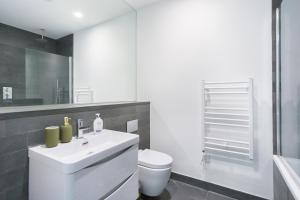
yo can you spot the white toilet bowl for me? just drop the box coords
[138,149,173,197]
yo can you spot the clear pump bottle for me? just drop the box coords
[93,113,103,133]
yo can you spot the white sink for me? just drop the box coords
[29,129,140,200]
[29,129,139,174]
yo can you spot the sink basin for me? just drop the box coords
[29,129,139,174]
[29,129,140,200]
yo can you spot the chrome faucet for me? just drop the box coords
[76,119,90,139]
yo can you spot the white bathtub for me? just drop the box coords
[273,155,300,199]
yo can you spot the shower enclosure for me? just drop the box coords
[25,49,72,105]
[276,0,300,179]
[0,44,72,107]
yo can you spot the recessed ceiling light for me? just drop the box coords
[73,12,83,18]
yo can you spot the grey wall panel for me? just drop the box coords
[0,102,150,200]
[0,44,25,102]
[0,23,73,107]
[0,23,57,54]
[56,34,73,57]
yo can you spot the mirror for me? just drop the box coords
[0,0,137,107]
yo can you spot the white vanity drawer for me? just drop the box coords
[72,144,138,200]
[105,170,138,200]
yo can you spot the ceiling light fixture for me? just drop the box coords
[73,11,83,18]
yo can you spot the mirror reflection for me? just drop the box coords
[0,0,137,107]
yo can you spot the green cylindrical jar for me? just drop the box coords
[44,126,59,148]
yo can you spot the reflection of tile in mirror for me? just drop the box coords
[3,87,13,100]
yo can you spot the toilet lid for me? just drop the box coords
[138,149,173,169]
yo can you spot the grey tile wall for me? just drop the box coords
[0,23,57,54]
[0,102,150,200]
[56,34,73,57]
[274,161,295,200]
[0,23,73,57]
[0,23,74,107]
[0,44,25,102]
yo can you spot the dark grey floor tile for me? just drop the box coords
[139,193,170,200]
[138,180,238,200]
[169,180,207,200]
[206,191,236,200]
[139,180,207,200]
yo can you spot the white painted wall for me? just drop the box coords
[137,0,273,199]
[74,12,137,103]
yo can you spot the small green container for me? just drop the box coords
[45,126,59,148]
[60,117,73,143]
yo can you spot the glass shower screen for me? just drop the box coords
[25,49,72,105]
[278,0,300,177]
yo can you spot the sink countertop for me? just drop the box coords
[29,129,139,174]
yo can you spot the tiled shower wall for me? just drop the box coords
[0,102,150,200]
[0,23,73,106]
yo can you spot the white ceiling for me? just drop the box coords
[0,0,135,39]
[0,0,163,39]
[124,0,163,9]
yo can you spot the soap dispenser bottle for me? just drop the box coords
[60,117,73,143]
[93,113,103,133]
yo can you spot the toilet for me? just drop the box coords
[138,149,173,197]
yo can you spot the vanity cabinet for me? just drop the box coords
[72,145,138,200]
[29,130,139,200]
